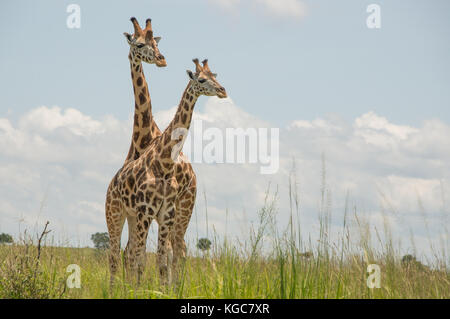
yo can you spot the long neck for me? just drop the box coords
[125,53,162,163]
[157,82,199,166]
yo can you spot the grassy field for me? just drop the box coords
[0,173,448,299]
[0,219,448,299]
[0,241,448,299]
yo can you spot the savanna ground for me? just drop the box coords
[0,168,449,299]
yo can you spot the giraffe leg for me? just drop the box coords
[124,215,138,282]
[157,206,175,286]
[135,215,152,285]
[172,185,196,278]
[106,199,126,287]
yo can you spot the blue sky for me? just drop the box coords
[1,0,449,127]
[0,1,449,259]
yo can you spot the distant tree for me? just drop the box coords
[91,232,109,250]
[197,238,212,251]
[0,233,13,244]
[401,254,416,265]
[401,254,426,270]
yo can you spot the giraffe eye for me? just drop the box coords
[198,78,207,84]
[136,43,145,49]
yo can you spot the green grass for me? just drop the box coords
[0,162,448,299]
[0,231,448,299]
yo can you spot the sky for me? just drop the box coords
[0,0,449,262]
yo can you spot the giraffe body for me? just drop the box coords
[106,58,226,284]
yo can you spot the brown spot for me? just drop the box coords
[181,113,187,124]
[140,133,150,149]
[127,175,135,188]
[137,77,143,86]
[134,113,139,126]
[163,133,170,144]
[139,93,146,104]
[133,132,140,142]
[131,194,136,207]
[161,147,171,158]
[182,201,191,209]
[138,206,146,214]
[184,102,190,111]
[142,110,150,128]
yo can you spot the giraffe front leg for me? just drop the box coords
[135,214,152,285]
[172,187,196,279]
[157,206,175,286]
[124,215,139,283]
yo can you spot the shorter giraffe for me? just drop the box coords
[107,59,226,285]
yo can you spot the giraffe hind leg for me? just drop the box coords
[106,201,126,288]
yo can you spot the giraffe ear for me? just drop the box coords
[154,36,161,44]
[187,70,197,81]
[124,32,133,44]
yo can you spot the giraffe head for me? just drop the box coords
[124,17,167,67]
[187,59,227,98]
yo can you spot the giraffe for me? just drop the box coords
[111,17,199,282]
[105,17,166,284]
[106,59,226,285]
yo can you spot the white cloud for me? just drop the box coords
[255,0,307,19]
[0,102,449,257]
[19,106,104,137]
[208,0,307,20]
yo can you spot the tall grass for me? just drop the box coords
[0,162,448,299]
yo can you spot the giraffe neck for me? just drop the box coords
[156,82,199,168]
[125,53,161,163]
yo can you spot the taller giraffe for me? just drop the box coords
[106,17,166,283]
[117,17,198,281]
[107,59,226,285]
[123,17,165,163]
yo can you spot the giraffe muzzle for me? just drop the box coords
[217,86,227,98]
